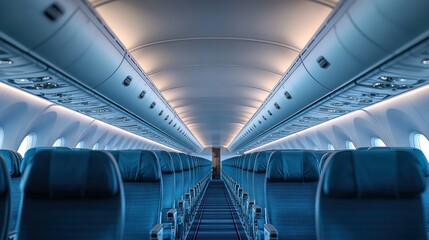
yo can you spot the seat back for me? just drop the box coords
[368,147,429,232]
[20,147,70,173]
[253,151,274,209]
[266,150,319,239]
[317,150,427,240]
[0,150,21,233]
[170,152,184,202]
[154,151,176,210]
[17,149,124,240]
[0,154,11,240]
[246,152,258,199]
[115,150,162,240]
[179,153,191,194]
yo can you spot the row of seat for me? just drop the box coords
[0,147,212,240]
[222,147,429,240]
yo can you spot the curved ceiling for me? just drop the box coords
[90,0,338,148]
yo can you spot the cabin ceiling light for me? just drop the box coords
[0,59,12,65]
[422,59,429,65]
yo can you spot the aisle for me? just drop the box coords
[186,180,248,240]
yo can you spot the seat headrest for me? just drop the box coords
[248,153,258,172]
[319,152,336,171]
[323,150,425,198]
[267,151,319,182]
[23,149,120,198]
[0,150,21,177]
[0,157,9,196]
[368,147,429,177]
[169,152,182,172]
[254,151,274,173]
[21,147,70,174]
[154,151,174,174]
[116,150,161,182]
[179,154,190,171]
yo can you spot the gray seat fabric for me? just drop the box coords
[0,155,11,240]
[114,150,162,240]
[265,150,319,240]
[317,150,427,240]
[17,149,124,240]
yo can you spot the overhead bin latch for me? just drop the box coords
[317,56,330,69]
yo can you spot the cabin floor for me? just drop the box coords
[186,180,248,240]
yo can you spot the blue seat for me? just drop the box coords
[168,152,186,239]
[367,147,429,232]
[317,150,427,240]
[0,153,11,240]
[154,150,177,240]
[265,150,319,240]
[0,150,21,235]
[114,150,163,240]
[251,150,274,239]
[20,147,70,173]
[17,149,124,240]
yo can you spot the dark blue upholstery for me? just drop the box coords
[179,153,191,195]
[154,150,176,210]
[317,150,427,240]
[0,150,21,177]
[246,152,258,199]
[20,147,70,174]
[114,150,162,240]
[253,151,273,209]
[367,147,429,232]
[0,156,11,240]
[0,150,22,233]
[266,150,319,240]
[170,152,184,202]
[17,149,124,240]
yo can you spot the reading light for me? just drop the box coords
[422,59,429,65]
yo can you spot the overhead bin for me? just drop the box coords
[232,60,329,149]
[229,0,429,153]
[0,1,203,152]
[32,10,124,88]
[0,0,77,51]
[348,0,429,54]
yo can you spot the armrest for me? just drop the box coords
[167,208,177,222]
[264,224,278,240]
[252,204,262,219]
[150,223,164,240]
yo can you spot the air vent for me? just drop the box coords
[158,110,163,116]
[44,3,64,21]
[317,56,330,69]
[150,102,156,109]
[138,90,146,99]
[122,75,132,86]
[274,102,280,109]
[284,91,292,99]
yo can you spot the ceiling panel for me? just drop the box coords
[91,0,337,148]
